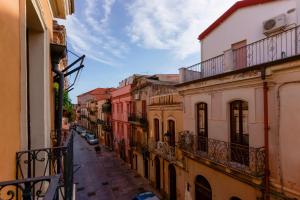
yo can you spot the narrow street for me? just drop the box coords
[73,131,159,200]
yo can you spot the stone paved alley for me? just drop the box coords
[73,131,160,200]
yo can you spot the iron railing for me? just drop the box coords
[181,25,300,83]
[128,112,147,127]
[178,131,265,177]
[0,175,60,200]
[14,132,74,200]
[148,139,175,162]
[102,122,112,132]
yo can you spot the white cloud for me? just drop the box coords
[126,0,238,59]
[64,0,128,66]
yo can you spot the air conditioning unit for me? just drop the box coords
[134,93,140,100]
[263,14,287,35]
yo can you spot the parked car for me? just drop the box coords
[132,192,160,200]
[76,126,83,133]
[86,134,99,145]
[80,130,87,138]
[84,132,94,140]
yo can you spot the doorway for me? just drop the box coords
[155,157,161,190]
[169,164,176,200]
[195,175,212,200]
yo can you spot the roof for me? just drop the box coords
[198,0,275,40]
[77,88,115,101]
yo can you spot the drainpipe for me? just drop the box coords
[262,67,270,200]
[50,44,66,174]
[52,63,64,147]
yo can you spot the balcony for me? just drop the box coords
[180,26,300,83]
[102,123,112,132]
[177,131,265,177]
[0,132,74,200]
[128,112,147,128]
[102,102,111,113]
[148,139,175,162]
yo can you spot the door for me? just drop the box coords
[232,40,247,69]
[169,165,176,200]
[144,158,148,179]
[168,120,175,147]
[230,100,249,166]
[195,175,212,200]
[155,157,161,190]
[196,103,208,152]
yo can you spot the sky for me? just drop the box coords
[62,0,239,103]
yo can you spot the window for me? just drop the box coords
[154,118,160,141]
[230,100,249,165]
[168,120,175,147]
[142,100,146,117]
[196,103,208,152]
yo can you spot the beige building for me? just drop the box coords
[177,0,300,199]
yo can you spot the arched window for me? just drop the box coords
[168,120,175,147]
[154,118,160,142]
[195,175,212,200]
[196,103,208,152]
[230,100,249,165]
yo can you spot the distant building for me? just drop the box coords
[77,88,114,137]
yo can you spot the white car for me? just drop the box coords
[80,130,86,138]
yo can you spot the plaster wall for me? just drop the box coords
[185,158,260,200]
[201,1,298,60]
[111,85,132,159]
[182,86,264,148]
[0,1,21,181]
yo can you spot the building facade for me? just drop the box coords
[125,74,180,191]
[177,0,300,199]
[77,88,113,137]
[111,77,134,162]
[148,90,184,199]
[0,0,75,198]
[0,0,73,181]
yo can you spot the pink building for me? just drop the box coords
[111,82,133,162]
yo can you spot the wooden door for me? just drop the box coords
[232,40,247,69]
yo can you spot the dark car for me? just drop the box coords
[132,192,160,200]
[86,134,99,145]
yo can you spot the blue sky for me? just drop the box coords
[62,0,238,103]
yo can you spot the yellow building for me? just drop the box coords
[148,91,185,199]
[0,0,74,194]
[128,74,179,181]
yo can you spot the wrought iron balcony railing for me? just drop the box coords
[177,131,265,177]
[0,175,60,200]
[102,123,112,132]
[180,25,300,83]
[9,132,74,200]
[128,112,147,127]
[148,139,175,162]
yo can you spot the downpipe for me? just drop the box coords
[262,67,270,200]
[52,63,64,174]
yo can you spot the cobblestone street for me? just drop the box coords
[73,131,159,200]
